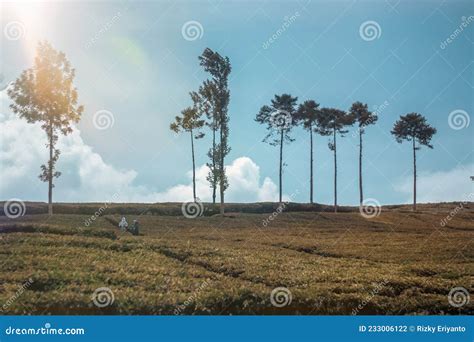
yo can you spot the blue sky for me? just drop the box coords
[1,0,473,204]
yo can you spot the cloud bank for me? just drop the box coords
[396,163,473,203]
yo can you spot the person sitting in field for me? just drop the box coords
[118,217,128,231]
[130,219,139,236]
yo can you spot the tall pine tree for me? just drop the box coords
[295,100,329,204]
[391,113,436,211]
[349,101,378,207]
[319,108,355,213]
[256,94,298,203]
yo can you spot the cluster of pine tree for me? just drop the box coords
[255,95,437,212]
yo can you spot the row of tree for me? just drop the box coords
[173,48,437,213]
[255,95,437,212]
[7,42,437,215]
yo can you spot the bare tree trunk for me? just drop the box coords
[413,137,417,211]
[310,127,313,204]
[333,128,337,213]
[279,129,284,203]
[219,125,225,215]
[359,127,363,207]
[211,126,216,204]
[48,125,53,216]
[191,129,196,202]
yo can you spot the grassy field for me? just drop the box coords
[0,202,473,315]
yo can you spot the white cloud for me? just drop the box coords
[0,92,279,203]
[396,163,474,203]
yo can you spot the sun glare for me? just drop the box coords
[5,0,56,60]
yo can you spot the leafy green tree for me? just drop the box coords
[8,41,83,216]
[295,100,329,203]
[391,113,437,211]
[256,94,298,203]
[170,94,205,202]
[199,48,231,214]
[319,108,355,212]
[349,101,378,206]
[197,80,219,204]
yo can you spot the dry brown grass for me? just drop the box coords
[0,202,472,315]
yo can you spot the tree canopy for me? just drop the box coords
[391,113,437,148]
[255,94,298,146]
